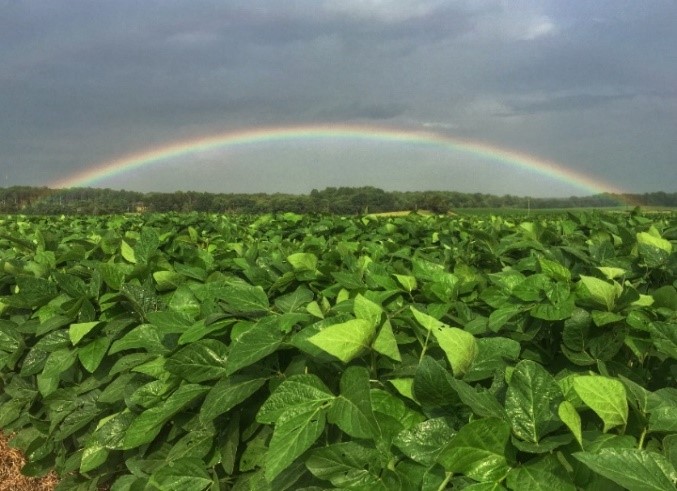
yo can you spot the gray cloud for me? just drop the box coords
[1,0,675,194]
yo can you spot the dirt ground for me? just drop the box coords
[0,432,58,491]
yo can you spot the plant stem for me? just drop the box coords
[436,472,453,491]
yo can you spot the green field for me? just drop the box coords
[1,211,676,490]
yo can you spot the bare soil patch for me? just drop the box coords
[0,431,58,491]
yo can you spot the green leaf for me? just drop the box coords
[637,232,672,267]
[148,457,212,491]
[447,377,505,419]
[165,339,228,383]
[257,374,334,424]
[577,275,620,311]
[200,375,266,423]
[306,442,385,490]
[328,366,380,439]
[413,356,458,408]
[573,375,628,432]
[134,227,160,265]
[264,405,326,482]
[538,257,571,282]
[649,321,677,359]
[505,360,563,443]
[123,384,208,449]
[78,336,110,373]
[307,318,376,363]
[574,448,677,491]
[437,418,512,482]
[274,286,314,313]
[226,319,285,375]
[652,285,677,311]
[558,400,583,448]
[353,293,382,329]
[220,284,270,315]
[68,321,101,346]
[371,319,401,362]
[506,455,575,491]
[287,252,318,271]
[120,240,136,264]
[394,417,456,465]
[411,306,477,377]
[394,274,417,292]
[153,270,184,291]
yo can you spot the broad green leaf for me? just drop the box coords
[353,293,382,328]
[165,339,228,383]
[78,336,110,373]
[200,375,266,422]
[437,418,511,482]
[505,360,563,443]
[328,366,380,439]
[447,377,505,419]
[577,275,620,311]
[264,405,326,482]
[395,274,417,292]
[153,270,184,291]
[637,232,672,267]
[307,318,376,363]
[123,384,208,449]
[37,348,77,397]
[538,257,571,282]
[558,400,583,448]
[148,457,212,491]
[637,231,672,252]
[372,319,401,362]
[98,262,126,290]
[465,336,520,382]
[120,240,136,264]
[597,267,627,280]
[257,374,334,424]
[394,417,456,465]
[306,442,385,489]
[649,405,677,432]
[573,375,628,432]
[506,455,575,491]
[574,448,677,491]
[274,286,314,313]
[389,378,416,402]
[413,356,459,408]
[652,285,677,311]
[133,227,160,265]
[226,319,285,375]
[287,252,318,271]
[411,306,477,377]
[435,327,477,378]
[648,321,677,359]
[166,430,214,462]
[68,321,101,346]
[220,284,270,315]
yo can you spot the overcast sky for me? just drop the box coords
[1,0,675,196]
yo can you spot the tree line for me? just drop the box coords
[1,185,676,215]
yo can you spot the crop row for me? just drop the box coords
[0,210,675,490]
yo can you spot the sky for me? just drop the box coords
[1,0,675,197]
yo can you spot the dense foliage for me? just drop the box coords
[2,185,677,215]
[0,210,676,490]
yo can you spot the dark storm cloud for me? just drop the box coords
[1,0,675,193]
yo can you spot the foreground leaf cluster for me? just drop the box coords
[0,210,676,490]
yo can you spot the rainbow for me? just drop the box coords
[50,123,628,196]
